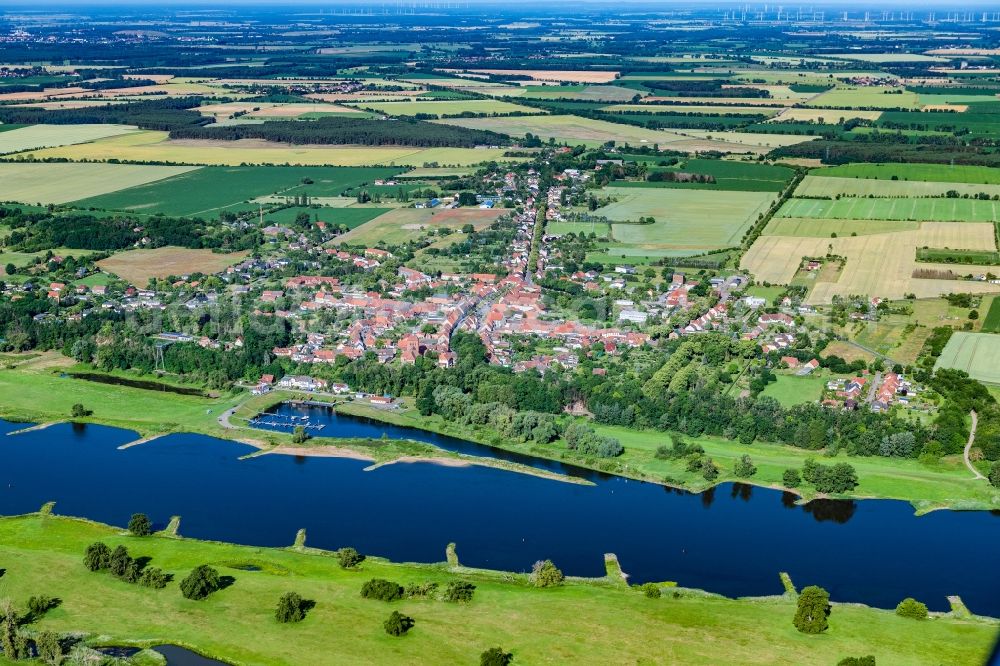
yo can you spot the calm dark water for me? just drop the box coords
[1,418,999,616]
[252,402,605,479]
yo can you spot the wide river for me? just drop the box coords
[2,409,999,616]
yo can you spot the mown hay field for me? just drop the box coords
[337,207,501,245]
[97,247,249,285]
[767,108,883,123]
[935,332,1000,384]
[434,114,813,153]
[819,162,1000,184]
[794,175,1000,199]
[0,123,139,154]
[742,221,1000,304]
[804,86,921,109]
[15,130,513,167]
[763,217,919,237]
[777,197,1000,222]
[348,99,542,116]
[0,163,199,204]
[599,187,775,253]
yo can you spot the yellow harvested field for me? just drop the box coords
[742,222,1000,304]
[459,69,619,83]
[922,104,968,112]
[768,108,883,123]
[97,247,249,286]
[0,87,89,102]
[0,163,199,204]
[14,130,513,167]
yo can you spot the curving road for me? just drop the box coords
[964,410,987,480]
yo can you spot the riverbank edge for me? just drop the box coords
[2,383,995,513]
[9,509,1000,628]
[326,399,1000,516]
[0,406,591,488]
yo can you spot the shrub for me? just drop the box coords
[531,560,564,588]
[989,461,1000,489]
[139,567,169,589]
[701,458,719,481]
[180,565,222,600]
[336,547,366,569]
[443,581,476,602]
[108,545,132,578]
[481,647,515,666]
[405,582,439,598]
[276,592,308,623]
[733,454,757,478]
[26,595,56,618]
[384,610,415,636]
[128,513,152,536]
[641,583,661,599]
[782,468,801,488]
[793,585,830,634]
[83,542,111,571]
[895,597,928,620]
[360,578,404,602]
[35,630,63,665]
[837,657,876,666]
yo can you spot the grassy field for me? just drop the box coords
[594,424,1000,512]
[935,332,1000,384]
[805,87,921,109]
[0,515,993,665]
[795,175,1000,199]
[763,217,919,237]
[768,108,883,123]
[337,207,501,246]
[604,103,780,116]
[819,162,1000,185]
[76,166,402,217]
[981,297,1000,333]
[777,197,1000,223]
[760,373,827,407]
[347,99,541,116]
[0,163,198,205]
[16,130,513,167]
[620,158,793,192]
[97,247,249,285]
[520,84,640,102]
[267,206,390,229]
[821,340,876,364]
[599,187,776,253]
[434,115,810,153]
[0,123,139,154]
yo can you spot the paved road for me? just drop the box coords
[964,410,987,480]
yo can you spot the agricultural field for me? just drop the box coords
[75,166,403,217]
[820,340,877,364]
[0,163,199,205]
[97,247,250,286]
[336,207,502,246]
[266,206,390,229]
[520,85,641,102]
[763,217,919,237]
[598,187,776,254]
[794,175,1000,199]
[777,197,1000,223]
[742,222,1000,304]
[603,103,779,116]
[0,123,139,154]
[805,86,921,109]
[819,162,1000,185]
[435,115,813,153]
[935,332,1000,384]
[768,108,883,123]
[15,130,513,167]
[346,99,541,116]
[460,69,620,83]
